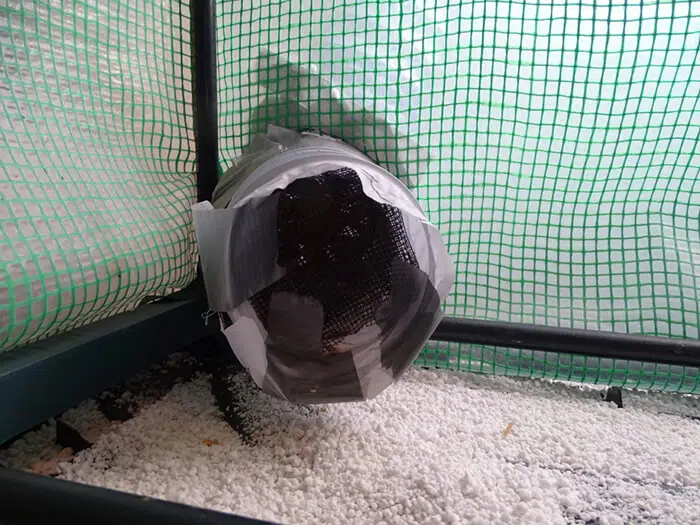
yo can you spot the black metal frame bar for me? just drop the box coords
[433,317,700,368]
[191,0,219,202]
[0,467,275,525]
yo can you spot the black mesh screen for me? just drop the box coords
[249,168,419,353]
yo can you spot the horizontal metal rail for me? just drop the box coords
[0,282,214,445]
[0,467,273,525]
[433,316,700,369]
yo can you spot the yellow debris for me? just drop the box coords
[503,423,514,438]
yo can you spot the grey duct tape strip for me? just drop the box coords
[193,126,454,402]
[193,195,284,313]
[195,129,453,313]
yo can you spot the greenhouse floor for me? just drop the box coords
[1,344,699,525]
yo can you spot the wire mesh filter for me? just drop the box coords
[249,168,419,353]
[194,125,453,402]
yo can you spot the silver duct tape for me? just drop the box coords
[193,125,454,403]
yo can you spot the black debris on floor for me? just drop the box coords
[196,336,254,444]
[2,335,252,473]
[55,420,92,454]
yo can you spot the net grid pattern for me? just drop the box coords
[217,0,700,393]
[1,0,198,351]
[2,0,699,394]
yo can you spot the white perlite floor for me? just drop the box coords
[5,368,700,524]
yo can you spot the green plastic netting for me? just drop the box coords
[0,1,198,351]
[2,1,700,393]
[216,0,700,392]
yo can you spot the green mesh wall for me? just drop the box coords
[0,1,198,352]
[2,0,699,393]
[217,0,700,392]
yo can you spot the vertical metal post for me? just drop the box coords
[191,0,219,202]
